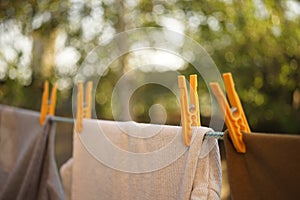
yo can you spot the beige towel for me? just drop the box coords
[0,105,64,200]
[60,158,73,200]
[224,131,300,200]
[69,119,221,200]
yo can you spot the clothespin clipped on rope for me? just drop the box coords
[40,81,57,125]
[210,73,250,153]
[76,81,93,133]
[178,74,201,146]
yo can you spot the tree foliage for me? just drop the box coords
[0,0,299,133]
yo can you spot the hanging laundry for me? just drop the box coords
[60,158,73,200]
[67,119,221,200]
[224,131,300,200]
[0,105,64,200]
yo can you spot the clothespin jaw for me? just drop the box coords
[178,74,200,146]
[76,82,84,132]
[178,76,193,146]
[84,81,93,119]
[190,75,201,126]
[210,83,246,153]
[75,81,93,133]
[223,73,250,133]
[40,81,57,125]
[210,73,250,153]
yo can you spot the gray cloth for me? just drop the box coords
[224,131,300,200]
[0,105,64,200]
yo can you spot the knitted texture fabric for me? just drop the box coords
[68,119,221,200]
[60,158,73,200]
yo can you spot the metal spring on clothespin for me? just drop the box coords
[40,81,57,125]
[76,81,93,133]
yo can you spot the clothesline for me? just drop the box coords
[50,116,74,123]
[49,116,224,139]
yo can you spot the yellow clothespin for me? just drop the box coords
[40,81,57,125]
[76,81,93,132]
[210,72,250,153]
[178,74,201,146]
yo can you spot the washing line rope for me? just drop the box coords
[49,116,224,139]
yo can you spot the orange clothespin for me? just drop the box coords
[76,81,93,132]
[178,74,201,146]
[40,81,57,125]
[210,72,250,153]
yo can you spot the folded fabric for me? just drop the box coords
[224,131,300,200]
[71,119,221,200]
[60,158,73,200]
[0,105,64,200]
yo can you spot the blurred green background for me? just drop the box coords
[1,1,299,199]
[0,0,299,133]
